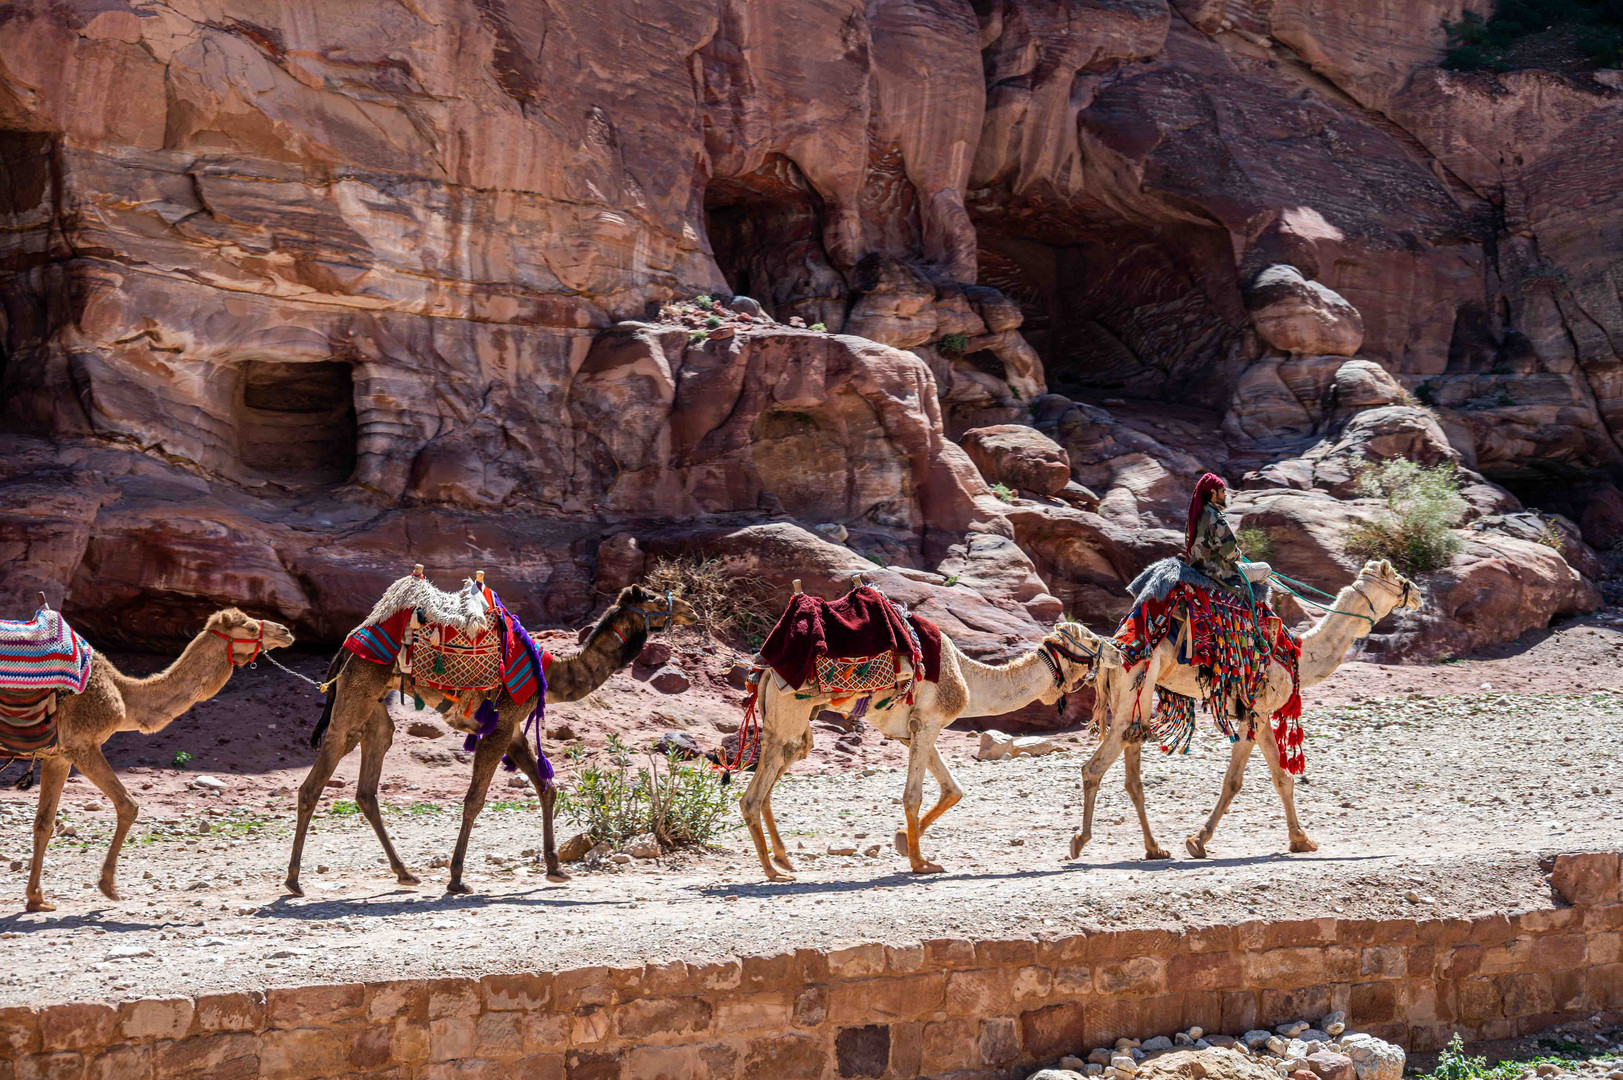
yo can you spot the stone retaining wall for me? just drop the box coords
[2,853,1619,1080]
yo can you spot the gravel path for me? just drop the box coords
[1,664,1619,1006]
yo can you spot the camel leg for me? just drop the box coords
[285,718,362,897]
[1124,742,1170,860]
[446,726,513,894]
[1186,733,1255,858]
[70,744,141,900]
[738,696,809,882]
[24,756,72,912]
[1072,727,1127,859]
[506,736,569,883]
[900,723,943,874]
[354,702,418,887]
[893,741,962,855]
[760,726,810,872]
[1256,720,1317,853]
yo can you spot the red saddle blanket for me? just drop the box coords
[760,585,941,691]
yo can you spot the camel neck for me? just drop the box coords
[956,647,1056,718]
[1297,583,1385,689]
[544,607,645,704]
[113,629,237,731]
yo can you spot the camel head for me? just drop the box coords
[1352,559,1424,627]
[204,608,295,665]
[1042,621,1122,699]
[615,584,698,631]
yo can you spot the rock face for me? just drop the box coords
[0,0,1613,662]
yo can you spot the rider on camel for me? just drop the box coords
[1185,472,1248,593]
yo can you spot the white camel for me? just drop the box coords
[741,621,1121,881]
[1072,558,1422,862]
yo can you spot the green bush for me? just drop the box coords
[937,332,970,355]
[991,482,1016,503]
[1442,1,1623,71]
[558,737,733,849]
[809,322,828,333]
[171,750,193,768]
[1345,459,1467,574]
[1237,526,1275,561]
[693,294,714,308]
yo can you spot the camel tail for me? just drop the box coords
[309,649,350,749]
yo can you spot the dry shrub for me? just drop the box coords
[643,554,775,647]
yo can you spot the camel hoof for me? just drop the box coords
[98,880,120,901]
[1145,846,1171,861]
[396,871,421,886]
[445,880,473,895]
[1290,837,1319,853]
[545,872,571,884]
[911,860,945,875]
[893,830,908,856]
[764,869,796,883]
[1069,832,1088,860]
[284,879,305,898]
[1185,836,1207,859]
[772,855,796,872]
[25,897,55,913]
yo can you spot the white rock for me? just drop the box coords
[1266,1037,1289,1056]
[625,833,661,859]
[1277,1022,1310,1038]
[1340,1034,1405,1080]
[1143,1037,1173,1052]
[1288,1040,1310,1058]
[1029,1071,1083,1080]
[1115,1039,1142,1051]
[1188,1028,1205,1040]
[1086,1067,1104,1078]
[1106,1069,1136,1080]
[1110,1055,1138,1074]
[106,946,153,959]
[190,775,227,791]
[1321,1012,1347,1037]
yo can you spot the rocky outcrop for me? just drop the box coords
[961,425,1073,497]
[1246,266,1365,358]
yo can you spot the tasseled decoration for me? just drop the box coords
[1152,690,1197,754]
[494,594,551,785]
[464,697,500,754]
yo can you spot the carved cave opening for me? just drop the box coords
[234,360,357,488]
[704,155,843,324]
[973,211,1248,409]
[0,130,60,430]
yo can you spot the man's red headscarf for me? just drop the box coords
[1185,472,1228,558]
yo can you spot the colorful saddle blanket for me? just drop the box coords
[0,608,94,757]
[1113,569,1305,774]
[759,584,941,691]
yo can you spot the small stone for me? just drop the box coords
[585,841,613,862]
[1188,1028,1204,1040]
[1302,1031,1330,1045]
[827,845,857,856]
[1321,1013,1347,1037]
[1206,1036,1238,1049]
[1277,1022,1311,1038]
[190,775,227,791]
[316,865,329,874]
[186,881,208,891]
[1106,1069,1135,1080]
[610,853,632,865]
[558,833,595,862]
[1245,1032,1274,1051]
[1061,1058,1087,1071]
[1143,1037,1173,1052]
[1267,1037,1290,1056]
[1031,1072,1084,1080]
[649,665,691,694]
[863,845,881,857]
[726,663,753,690]
[814,522,850,544]
[1010,837,1026,847]
[406,721,443,739]
[1086,1067,1104,1078]
[1110,1055,1138,1074]
[651,731,702,758]
[1114,1039,1140,1051]
[1130,1050,1147,1063]
[1089,1049,1114,1066]
[1307,1050,1356,1080]
[142,871,152,880]
[324,778,344,789]
[1175,1033,1194,1046]
[625,833,662,859]
[1195,1040,1211,1051]
[637,640,673,667]
[1534,1068,1558,1079]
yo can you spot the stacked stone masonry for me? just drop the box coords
[2,853,1618,1080]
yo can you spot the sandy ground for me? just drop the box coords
[0,611,1620,1008]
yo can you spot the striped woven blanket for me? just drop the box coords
[0,609,94,696]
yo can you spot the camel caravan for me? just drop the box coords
[0,473,1421,909]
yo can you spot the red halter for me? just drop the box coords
[211,624,264,666]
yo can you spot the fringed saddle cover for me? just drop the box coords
[410,623,502,693]
[1113,570,1305,774]
[0,607,93,759]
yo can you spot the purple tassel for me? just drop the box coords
[464,698,501,754]
[491,592,552,788]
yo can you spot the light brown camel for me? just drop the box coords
[1071,558,1421,863]
[20,609,295,912]
[742,621,1120,881]
[286,584,696,896]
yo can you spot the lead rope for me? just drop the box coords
[260,650,337,694]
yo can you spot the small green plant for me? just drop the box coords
[688,329,707,343]
[171,750,193,768]
[1416,1032,1616,1080]
[943,573,960,587]
[1534,514,1567,555]
[991,482,1016,503]
[809,322,827,332]
[1345,459,1467,574]
[937,332,970,355]
[1237,527,1275,561]
[558,737,733,849]
[694,294,713,308]
[705,314,722,328]
[329,800,362,817]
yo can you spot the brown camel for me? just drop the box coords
[19,609,295,912]
[286,584,696,896]
[1072,558,1421,862]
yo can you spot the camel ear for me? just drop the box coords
[218,608,244,628]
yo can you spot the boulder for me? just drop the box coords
[1246,266,1365,357]
[1548,852,1621,905]
[976,730,1061,760]
[961,425,1073,496]
[1338,1035,1404,1080]
[1137,1048,1283,1080]
[558,833,596,863]
[625,833,662,859]
[649,666,691,694]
